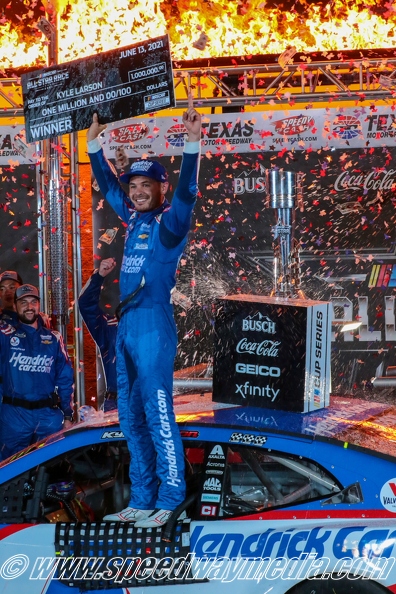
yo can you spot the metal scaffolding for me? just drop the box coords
[2,51,396,113]
[173,54,396,108]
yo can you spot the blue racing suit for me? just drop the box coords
[89,139,200,510]
[78,271,118,411]
[0,319,74,459]
[0,309,18,325]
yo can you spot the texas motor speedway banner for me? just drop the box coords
[91,105,396,392]
[0,127,39,283]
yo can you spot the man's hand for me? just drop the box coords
[98,258,116,278]
[64,419,73,429]
[87,112,107,142]
[182,92,201,143]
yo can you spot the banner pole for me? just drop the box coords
[70,131,85,408]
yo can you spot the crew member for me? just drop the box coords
[87,95,201,527]
[79,258,118,411]
[0,270,23,324]
[0,284,74,459]
[0,270,51,328]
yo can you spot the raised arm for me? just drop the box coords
[78,258,117,352]
[160,94,202,244]
[182,92,202,143]
[86,114,131,223]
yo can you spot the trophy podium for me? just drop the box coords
[212,169,332,413]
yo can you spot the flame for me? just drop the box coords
[0,0,396,71]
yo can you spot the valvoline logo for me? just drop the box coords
[272,115,314,136]
[110,124,149,143]
[380,478,396,513]
[332,115,361,140]
[165,124,188,147]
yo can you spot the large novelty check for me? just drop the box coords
[21,35,175,143]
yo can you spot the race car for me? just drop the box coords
[1,392,396,594]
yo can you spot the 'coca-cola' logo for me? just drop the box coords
[236,338,281,357]
[334,170,396,192]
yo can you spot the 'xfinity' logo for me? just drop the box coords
[242,313,276,334]
[236,381,280,402]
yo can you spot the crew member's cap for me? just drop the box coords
[0,270,23,285]
[119,159,168,184]
[15,284,40,301]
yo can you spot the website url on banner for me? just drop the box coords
[1,553,394,583]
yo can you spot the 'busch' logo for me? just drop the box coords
[234,171,266,195]
[272,116,314,136]
[242,313,276,334]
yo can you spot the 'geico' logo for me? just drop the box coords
[236,363,281,377]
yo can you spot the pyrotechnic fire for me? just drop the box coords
[0,0,396,71]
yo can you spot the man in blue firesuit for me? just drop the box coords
[78,257,118,411]
[0,284,74,459]
[87,95,201,527]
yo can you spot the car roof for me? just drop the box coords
[1,392,395,472]
[69,392,396,459]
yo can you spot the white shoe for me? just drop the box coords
[103,507,154,522]
[134,508,173,528]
